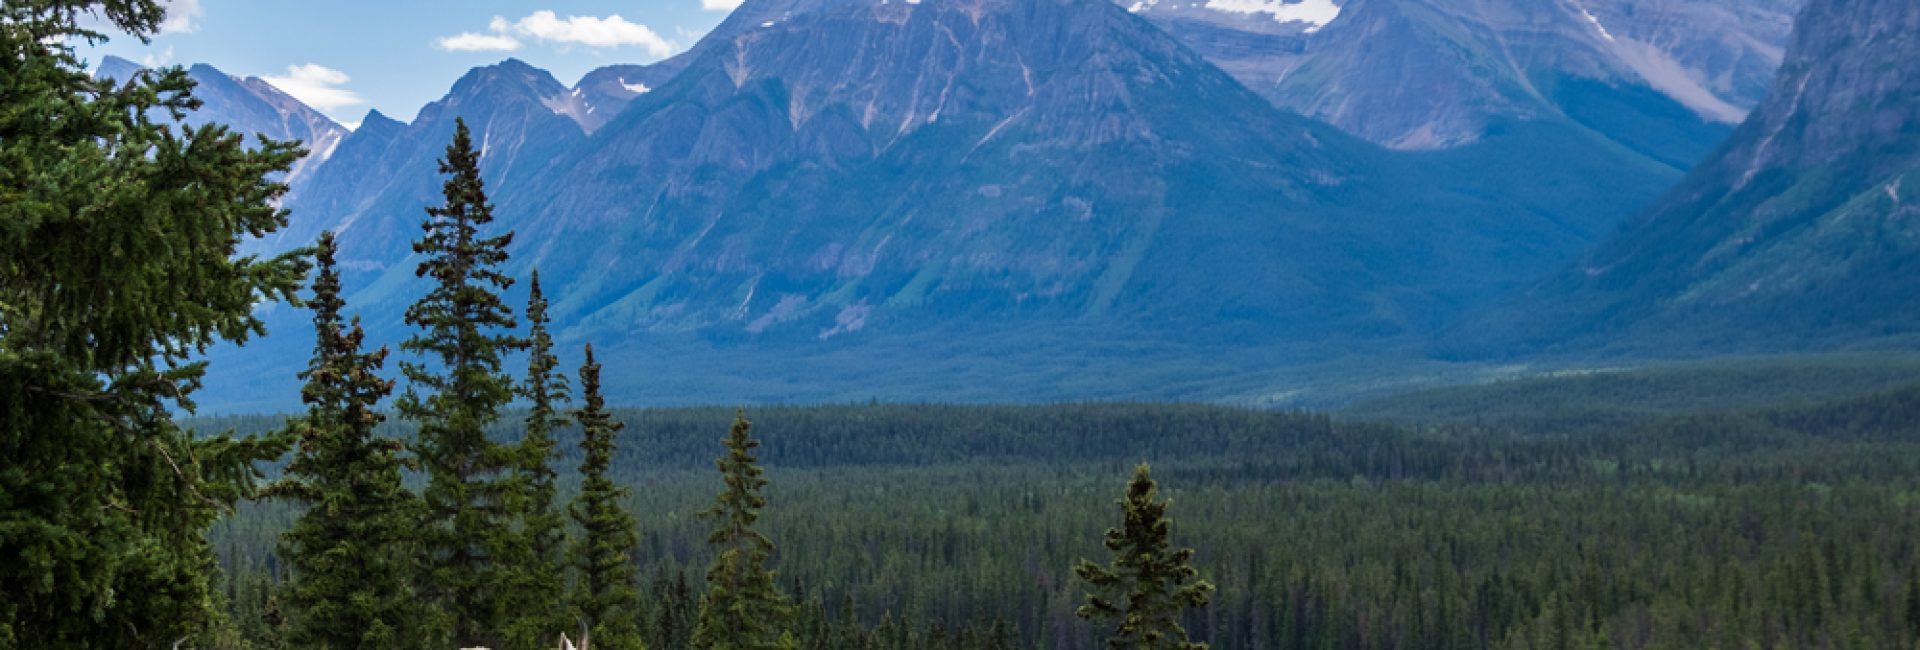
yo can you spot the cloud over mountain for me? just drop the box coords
[259,63,363,113]
[435,11,676,57]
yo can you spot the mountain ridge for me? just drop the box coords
[193,0,1692,410]
[1455,0,1920,355]
[1126,0,1802,157]
[94,55,349,187]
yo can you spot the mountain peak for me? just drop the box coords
[492,57,538,72]
[359,108,403,130]
[92,54,144,83]
[445,58,568,101]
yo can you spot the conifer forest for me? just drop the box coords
[8,1,1920,649]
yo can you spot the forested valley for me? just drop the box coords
[9,2,1920,649]
[195,388,1920,650]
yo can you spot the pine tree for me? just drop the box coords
[396,116,526,646]
[500,271,572,648]
[267,231,423,649]
[568,344,646,649]
[0,1,301,643]
[694,411,798,650]
[1075,464,1216,650]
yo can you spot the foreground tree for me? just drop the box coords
[499,272,572,648]
[568,344,646,649]
[396,117,525,646]
[1075,464,1215,650]
[0,1,301,643]
[268,232,423,649]
[693,412,797,650]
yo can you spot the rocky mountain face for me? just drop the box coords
[196,0,1695,409]
[1464,0,1920,354]
[312,0,1669,340]
[271,59,587,257]
[94,56,348,187]
[1127,0,1802,160]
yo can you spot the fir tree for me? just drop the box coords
[568,344,646,649]
[396,116,526,646]
[1075,464,1215,650]
[267,231,423,649]
[694,411,797,650]
[499,271,571,648]
[0,1,300,643]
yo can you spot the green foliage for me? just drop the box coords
[499,272,571,648]
[694,412,796,650]
[1077,464,1214,650]
[266,232,423,649]
[188,383,1920,648]
[394,116,526,647]
[569,344,645,649]
[0,0,300,643]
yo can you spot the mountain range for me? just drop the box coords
[1128,0,1802,163]
[99,0,1912,410]
[1461,0,1920,355]
[93,57,349,188]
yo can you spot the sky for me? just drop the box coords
[78,0,743,128]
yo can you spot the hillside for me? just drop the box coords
[1127,0,1801,161]
[1463,0,1920,355]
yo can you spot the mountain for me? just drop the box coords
[570,63,678,133]
[92,56,348,187]
[196,0,1689,411]
[1462,0,1920,354]
[271,59,587,257]
[1126,0,1801,161]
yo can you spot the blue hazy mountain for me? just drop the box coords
[1457,0,1920,356]
[1126,0,1801,165]
[191,0,1718,410]
[93,55,348,188]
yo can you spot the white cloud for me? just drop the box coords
[436,11,676,58]
[435,32,523,52]
[159,0,202,34]
[140,46,175,68]
[508,11,675,55]
[259,64,366,113]
[701,0,745,11]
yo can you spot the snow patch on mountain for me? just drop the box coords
[542,91,605,133]
[1572,2,1616,42]
[1203,0,1342,32]
[1606,38,1748,124]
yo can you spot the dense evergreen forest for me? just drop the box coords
[10,2,1920,649]
[192,385,1920,649]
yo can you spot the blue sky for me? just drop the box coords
[80,0,741,127]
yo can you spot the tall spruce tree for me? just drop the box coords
[693,411,797,650]
[567,344,645,649]
[1075,464,1215,650]
[0,1,301,643]
[268,231,423,649]
[499,271,572,648]
[396,116,526,646]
